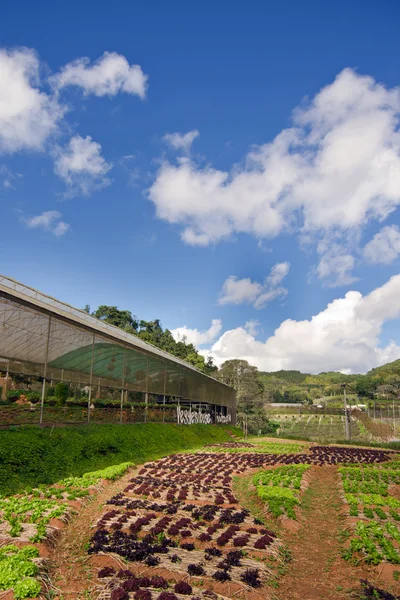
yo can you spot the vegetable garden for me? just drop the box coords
[1,430,400,599]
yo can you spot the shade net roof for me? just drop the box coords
[0,275,236,408]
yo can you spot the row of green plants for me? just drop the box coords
[340,461,400,567]
[340,465,400,484]
[253,465,309,519]
[342,521,400,565]
[0,463,134,597]
[0,545,42,599]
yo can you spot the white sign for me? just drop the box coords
[177,407,212,425]
[216,414,232,424]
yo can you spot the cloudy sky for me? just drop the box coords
[2,0,400,374]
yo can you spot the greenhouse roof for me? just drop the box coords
[0,275,235,404]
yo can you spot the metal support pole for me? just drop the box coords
[393,398,396,434]
[144,359,149,422]
[343,384,349,441]
[40,316,52,424]
[163,363,166,423]
[2,364,8,401]
[120,348,127,424]
[87,333,95,424]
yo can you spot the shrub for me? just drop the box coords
[54,382,69,405]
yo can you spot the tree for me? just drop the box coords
[93,306,138,332]
[218,360,262,403]
[355,377,381,399]
[218,360,274,434]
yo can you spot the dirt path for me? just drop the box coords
[276,466,369,600]
[50,468,137,600]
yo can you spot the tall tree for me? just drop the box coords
[218,359,274,434]
[93,305,138,333]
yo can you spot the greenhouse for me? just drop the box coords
[0,275,236,426]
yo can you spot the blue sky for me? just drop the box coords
[2,0,400,373]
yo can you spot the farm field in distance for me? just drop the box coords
[1,429,400,600]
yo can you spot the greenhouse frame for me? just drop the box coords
[0,275,236,426]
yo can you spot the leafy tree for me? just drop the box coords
[355,377,381,399]
[93,306,139,333]
[88,305,217,375]
[218,359,274,433]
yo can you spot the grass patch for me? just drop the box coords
[232,472,276,530]
[0,423,241,495]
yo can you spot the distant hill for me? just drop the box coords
[259,370,309,384]
[368,359,400,377]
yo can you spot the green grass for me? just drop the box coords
[0,423,241,495]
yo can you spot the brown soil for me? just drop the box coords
[276,466,400,600]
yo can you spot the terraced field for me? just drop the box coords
[275,414,372,442]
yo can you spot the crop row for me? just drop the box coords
[339,461,400,566]
[206,441,307,455]
[89,452,285,597]
[0,545,42,599]
[0,462,133,598]
[342,521,400,565]
[253,465,310,519]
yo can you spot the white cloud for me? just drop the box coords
[364,225,400,264]
[23,210,70,237]
[207,275,400,374]
[316,251,358,287]
[54,135,112,195]
[218,262,290,309]
[253,287,287,309]
[0,48,64,153]
[171,318,222,347]
[149,69,400,281]
[218,276,263,306]
[267,261,290,287]
[244,320,260,336]
[163,130,199,153]
[51,52,148,99]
